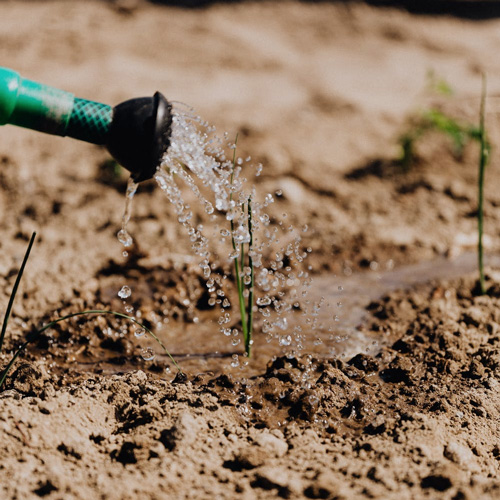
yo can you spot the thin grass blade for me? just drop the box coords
[478,74,488,294]
[0,232,36,353]
[246,198,255,357]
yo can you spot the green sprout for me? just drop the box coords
[398,76,492,294]
[477,75,490,295]
[229,135,255,357]
[0,233,181,390]
[398,108,481,171]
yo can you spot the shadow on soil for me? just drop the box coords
[150,0,500,20]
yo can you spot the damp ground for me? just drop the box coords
[1,1,500,499]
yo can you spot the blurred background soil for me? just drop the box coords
[1,1,500,499]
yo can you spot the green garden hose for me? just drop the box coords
[0,66,172,182]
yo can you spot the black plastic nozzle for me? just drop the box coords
[106,92,172,182]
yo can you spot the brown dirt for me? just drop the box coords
[1,1,500,499]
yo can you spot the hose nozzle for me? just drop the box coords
[0,67,172,182]
[107,91,172,182]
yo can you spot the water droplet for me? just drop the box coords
[117,229,133,248]
[205,201,214,214]
[279,335,292,346]
[260,214,270,224]
[258,307,270,318]
[257,296,271,306]
[124,305,134,314]
[231,354,239,368]
[233,225,251,244]
[118,286,132,299]
[140,347,155,361]
[134,328,145,338]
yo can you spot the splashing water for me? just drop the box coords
[157,107,231,212]
[117,103,339,365]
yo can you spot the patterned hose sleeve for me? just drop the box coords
[66,98,112,145]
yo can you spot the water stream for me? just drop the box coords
[117,104,318,371]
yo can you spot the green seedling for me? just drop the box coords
[230,135,255,357]
[398,108,481,170]
[477,75,490,294]
[0,233,181,390]
[399,75,481,169]
[398,76,491,294]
